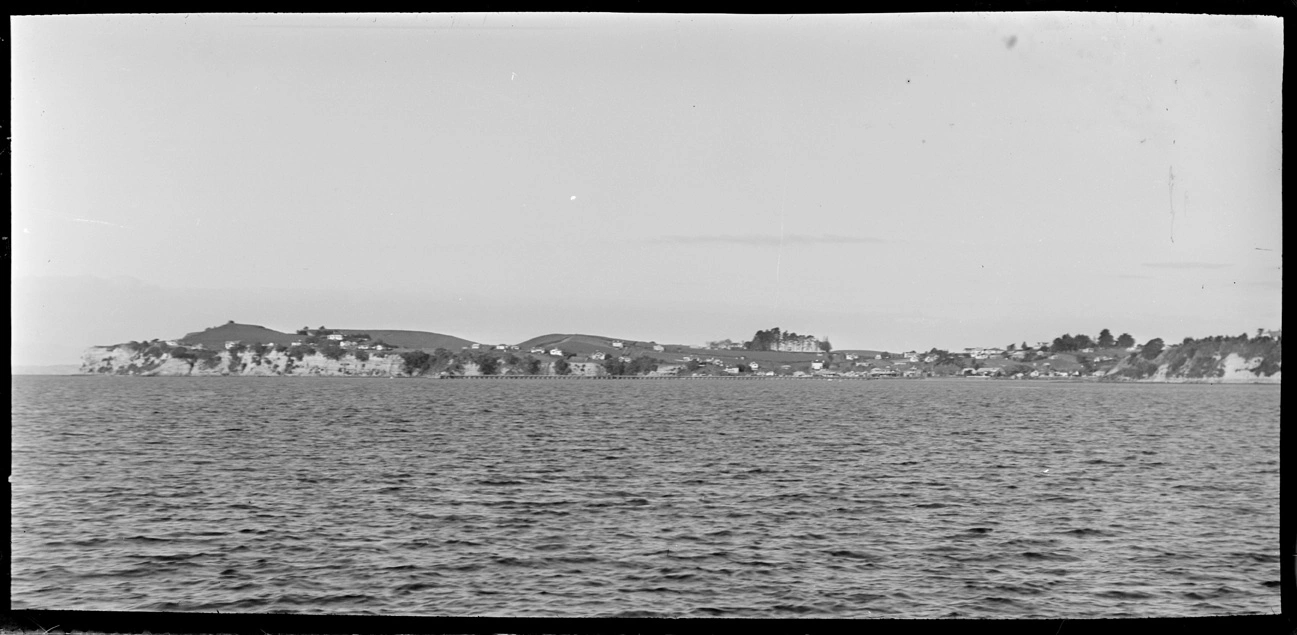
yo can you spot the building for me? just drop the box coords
[224,341,241,350]
[811,361,824,370]
[748,362,760,371]
[530,347,546,354]
[653,345,665,352]
[327,334,344,341]
[591,352,608,360]
[549,348,564,356]
[611,341,624,348]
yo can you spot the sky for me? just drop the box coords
[11,13,1284,367]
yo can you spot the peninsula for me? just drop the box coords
[78,322,1281,383]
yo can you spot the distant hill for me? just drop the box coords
[178,323,477,351]
[341,330,476,351]
[179,323,293,348]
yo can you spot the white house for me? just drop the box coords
[373,344,390,351]
[811,361,824,370]
[471,343,482,349]
[530,347,546,354]
[924,354,940,363]
[496,344,508,350]
[748,362,760,370]
[549,348,564,356]
[591,352,608,360]
[653,345,665,352]
[611,341,624,348]
[165,340,181,346]
[619,356,633,363]
[224,341,241,350]
[724,366,740,374]
[327,333,344,341]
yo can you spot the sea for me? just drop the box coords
[10,375,1282,618]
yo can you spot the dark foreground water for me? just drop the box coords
[11,376,1281,618]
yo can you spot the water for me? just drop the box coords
[10,376,1281,617]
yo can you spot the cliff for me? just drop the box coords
[81,343,406,377]
[1103,336,1281,383]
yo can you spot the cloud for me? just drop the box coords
[1142,262,1232,270]
[651,234,885,246]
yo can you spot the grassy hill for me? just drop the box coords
[176,323,477,351]
[178,323,293,348]
[343,330,476,351]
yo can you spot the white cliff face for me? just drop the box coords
[80,345,406,377]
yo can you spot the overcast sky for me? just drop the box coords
[11,13,1283,366]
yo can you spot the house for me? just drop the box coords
[924,354,940,363]
[591,352,608,360]
[291,340,304,346]
[619,356,632,363]
[1081,347,1095,353]
[495,344,508,350]
[845,353,858,361]
[327,334,344,341]
[869,367,897,377]
[165,340,181,346]
[903,351,918,359]
[224,341,241,350]
[653,345,665,352]
[471,343,482,349]
[549,348,564,356]
[1010,351,1029,361]
[908,355,921,363]
[724,366,740,374]
[748,362,760,370]
[340,341,358,349]
[611,341,624,348]
[373,344,390,351]
[811,361,824,370]
[875,354,884,360]
[903,369,922,378]
[530,347,546,354]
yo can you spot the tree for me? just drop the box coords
[1007,343,1016,351]
[1141,338,1164,360]
[400,351,432,375]
[1098,328,1115,348]
[818,338,832,353]
[1021,342,1030,351]
[1052,334,1078,352]
[1116,333,1136,348]
[523,356,542,375]
[1074,334,1095,350]
[475,353,499,376]
[686,359,702,372]
[553,358,571,375]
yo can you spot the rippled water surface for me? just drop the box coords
[11,376,1281,617]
